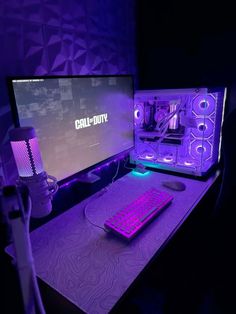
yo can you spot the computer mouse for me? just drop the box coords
[162,180,186,191]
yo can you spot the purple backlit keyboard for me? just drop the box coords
[104,187,173,240]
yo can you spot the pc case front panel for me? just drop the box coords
[131,88,226,176]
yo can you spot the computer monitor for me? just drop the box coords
[8,75,134,183]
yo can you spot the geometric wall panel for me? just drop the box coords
[0,0,136,183]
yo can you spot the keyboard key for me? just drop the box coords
[104,188,173,240]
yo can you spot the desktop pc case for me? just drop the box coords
[130,87,227,177]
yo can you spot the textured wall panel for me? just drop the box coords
[22,22,49,75]
[0,0,136,183]
[43,0,61,27]
[22,0,43,23]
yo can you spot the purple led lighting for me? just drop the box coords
[184,161,194,166]
[154,155,174,164]
[192,95,215,115]
[198,123,207,132]
[191,118,214,138]
[145,153,155,160]
[197,146,206,153]
[133,88,226,176]
[163,156,173,163]
[60,178,78,188]
[139,150,156,161]
[28,137,44,174]
[176,158,199,169]
[134,103,144,125]
[134,109,140,119]
[11,141,34,177]
[190,140,212,160]
[10,137,44,177]
[9,127,42,177]
[104,187,173,240]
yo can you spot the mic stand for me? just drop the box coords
[2,185,46,314]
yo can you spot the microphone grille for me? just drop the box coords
[10,127,44,177]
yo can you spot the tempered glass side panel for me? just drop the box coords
[131,87,226,176]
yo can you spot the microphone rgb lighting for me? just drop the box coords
[9,126,58,218]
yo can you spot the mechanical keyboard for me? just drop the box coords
[104,187,173,240]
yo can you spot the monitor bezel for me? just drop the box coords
[7,74,135,185]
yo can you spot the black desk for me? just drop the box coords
[13,170,219,313]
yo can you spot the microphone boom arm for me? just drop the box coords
[1,185,46,314]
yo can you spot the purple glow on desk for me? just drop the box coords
[5,170,218,314]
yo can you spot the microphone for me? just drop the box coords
[9,126,58,218]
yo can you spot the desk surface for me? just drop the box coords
[28,170,218,314]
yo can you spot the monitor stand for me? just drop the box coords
[77,171,101,184]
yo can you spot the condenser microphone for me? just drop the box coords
[9,126,58,218]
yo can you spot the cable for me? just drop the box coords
[47,174,58,195]
[111,160,120,184]
[83,197,109,233]
[124,156,134,170]
[83,160,121,232]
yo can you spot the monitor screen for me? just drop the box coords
[9,75,134,182]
